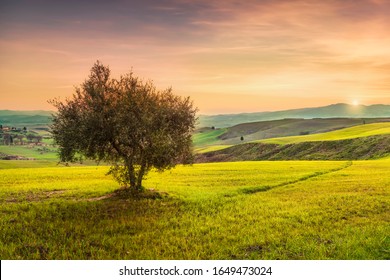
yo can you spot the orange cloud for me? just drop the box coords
[0,0,389,113]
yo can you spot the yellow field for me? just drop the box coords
[0,159,389,259]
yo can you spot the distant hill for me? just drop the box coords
[196,134,390,162]
[193,117,390,149]
[0,110,54,126]
[0,110,54,117]
[198,103,390,128]
[195,122,390,162]
[258,122,390,145]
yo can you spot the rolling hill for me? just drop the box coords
[258,122,390,144]
[193,118,390,150]
[0,110,53,126]
[196,134,390,162]
[195,122,390,162]
[198,103,390,128]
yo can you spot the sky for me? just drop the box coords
[1,0,390,114]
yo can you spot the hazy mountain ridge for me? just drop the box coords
[0,110,54,117]
[198,103,390,128]
[0,110,53,125]
[2,103,390,128]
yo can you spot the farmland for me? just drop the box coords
[0,160,389,259]
[195,122,390,162]
[0,145,57,160]
[259,122,390,145]
[1,113,389,260]
[193,120,390,153]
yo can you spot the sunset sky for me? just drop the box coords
[1,0,390,114]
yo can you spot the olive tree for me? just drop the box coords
[50,61,197,192]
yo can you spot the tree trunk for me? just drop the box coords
[136,161,147,191]
[126,161,137,190]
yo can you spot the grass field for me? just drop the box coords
[195,122,390,154]
[0,145,57,160]
[193,121,390,154]
[192,128,227,147]
[195,145,232,153]
[259,122,390,145]
[0,160,389,259]
[215,118,386,143]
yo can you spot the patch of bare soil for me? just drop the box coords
[5,190,66,203]
[85,193,115,201]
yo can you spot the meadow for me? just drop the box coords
[259,122,390,145]
[0,145,57,160]
[1,160,389,259]
[194,122,390,156]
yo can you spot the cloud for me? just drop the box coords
[1,0,390,112]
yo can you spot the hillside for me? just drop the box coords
[258,122,390,144]
[0,110,53,126]
[0,110,54,117]
[198,103,390,128]
[193,118,390,150]
[196,122,390,161]
[196,134,390,162]
[193,127,227,147]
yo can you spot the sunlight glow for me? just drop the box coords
[352,100,359,106]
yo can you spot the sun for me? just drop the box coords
[352,100,359,106]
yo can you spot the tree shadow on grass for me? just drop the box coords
[2,189,181,259]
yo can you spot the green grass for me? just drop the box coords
[0,160,58,169]
[259,122,390,145]
[195,145,232,153]
[215,118,383,143]
[0,160,388,259]
[0,145,58,160]
[193,121,390,154]
[195,134,390,162]
[192,128,227,147]
[0,160,100,169]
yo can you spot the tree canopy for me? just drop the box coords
[50,61,197,192]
